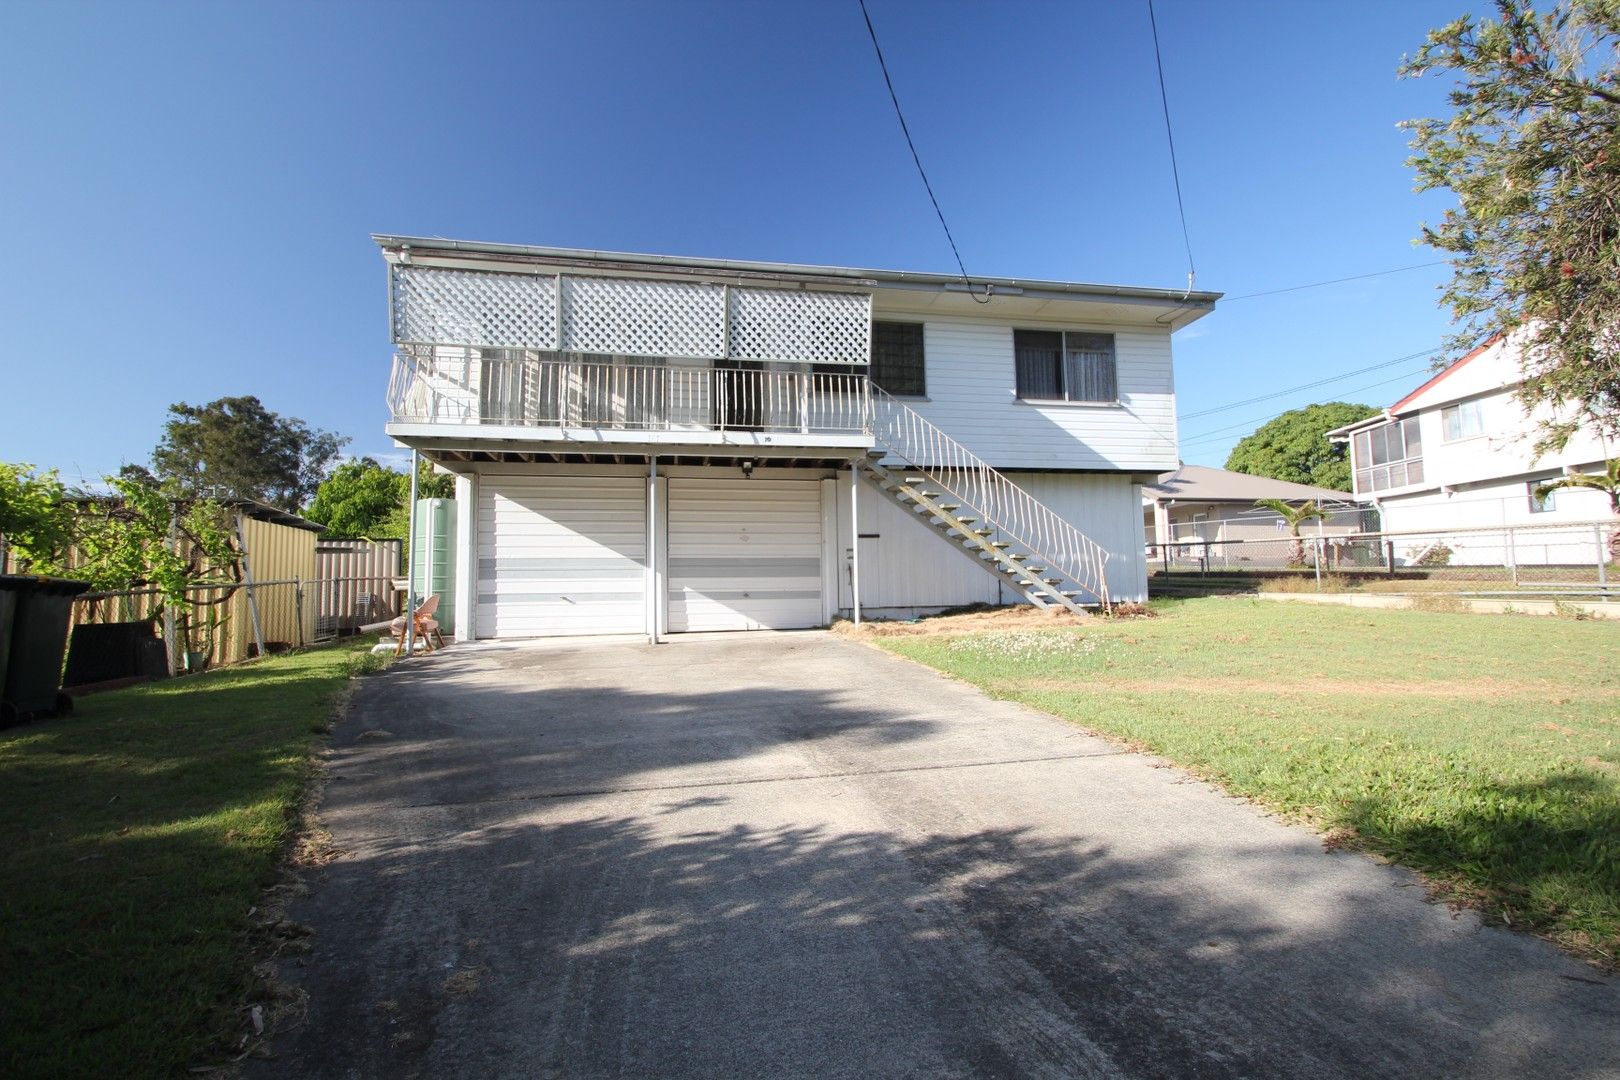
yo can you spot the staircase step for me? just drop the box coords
[936,504,961,512]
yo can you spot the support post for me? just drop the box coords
[850,463,861,625]
[647,456,660,645]
[162,504,180,676]
[403,450,420,657]
[1507,525,1519,586]
[1314,537,1324,592]
[1386,539,1396,576]
[1597,525,1609,594]
[234,514,266,660]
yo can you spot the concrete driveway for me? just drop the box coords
[259,632,1618,1079]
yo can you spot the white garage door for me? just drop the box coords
[477,474,646,638]
[667,477,823,632]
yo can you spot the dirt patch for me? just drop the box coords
[994,673,1602,702]
[833,604,1091,639]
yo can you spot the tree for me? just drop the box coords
[149,395,348,511]
[71,478,238,609]
[1254,498,1326,568]
[304,457,454,539]
[1536,459,1620,557]
[0,463,75,573]
[0,460,237,612]
[1224,403,1378,491]
[1403,1,1620,452]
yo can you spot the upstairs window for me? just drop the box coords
[1014,330,1117,403]
[870,321,926,397]
[1352,417,1424,493]
[1441,399,1486,441]
[1528,477,1558,513]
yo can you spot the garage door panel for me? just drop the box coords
[667,478,822,633]
[477,475,646,638]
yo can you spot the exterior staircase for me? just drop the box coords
[862,388,1113,613]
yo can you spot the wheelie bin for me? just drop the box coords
[0,576,91,727]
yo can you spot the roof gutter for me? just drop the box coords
[372,234,1223,308]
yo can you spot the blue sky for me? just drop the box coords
[2,0,1468,485]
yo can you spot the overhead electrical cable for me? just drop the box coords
[858,0,990,303]
[1177,366,1434,446]
[1220,261,1449,302]
[1178,348,1442,420]
[1147,0,1195,293]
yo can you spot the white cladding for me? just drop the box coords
[834,471,1149,613]
[667,477,824,632]
[875,317,1179,472]
[476,473,647,638]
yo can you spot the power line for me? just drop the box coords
[1147,0,1195,292]
[1221,261,1449,303]
[858,0,989,303]
[1178,348,1442,420]
[1178,366,1434,446]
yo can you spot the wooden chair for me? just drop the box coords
[391,593,445,655]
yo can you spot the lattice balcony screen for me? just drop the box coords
[390,264,871,364]
[729,286,870,365]
[561,276,726,359]
[391,266,558,349]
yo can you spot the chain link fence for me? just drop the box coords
[63,571,406,686]
[1148,518,1616,598]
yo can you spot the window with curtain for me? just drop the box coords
[870,321,926,396]
[1014,330,1117,402]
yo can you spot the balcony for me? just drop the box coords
[386,347,873,450]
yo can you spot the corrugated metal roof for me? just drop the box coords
[1142,465,1357,505]
[371,234,1224,309]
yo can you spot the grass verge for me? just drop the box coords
[873,597,1620,967]
[0,636,388,1078]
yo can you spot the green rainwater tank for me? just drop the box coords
[411,498,457,637]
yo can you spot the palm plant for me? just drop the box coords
[1535,460,1620,559]
[1255,498,1326,568]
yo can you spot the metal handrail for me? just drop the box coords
[388,349,870,435]
[865,384,1112,608]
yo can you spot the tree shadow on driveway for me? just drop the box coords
[256,636,1620,1079]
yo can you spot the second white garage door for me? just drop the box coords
[667,477,823,632]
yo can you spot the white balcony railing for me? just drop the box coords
[388,348,869,436]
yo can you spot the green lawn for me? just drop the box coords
[876,598,1620,966]
[0,638,385,1078]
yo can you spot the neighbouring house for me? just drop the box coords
[1142,465,1369,559]
[1327,335,1615,565]
[377,236,1218,638]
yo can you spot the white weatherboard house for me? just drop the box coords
[378,236,1218,639]
[1327,334,1615,561]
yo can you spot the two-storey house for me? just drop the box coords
[1327,334,1615,561]
[377,236,1217,639]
